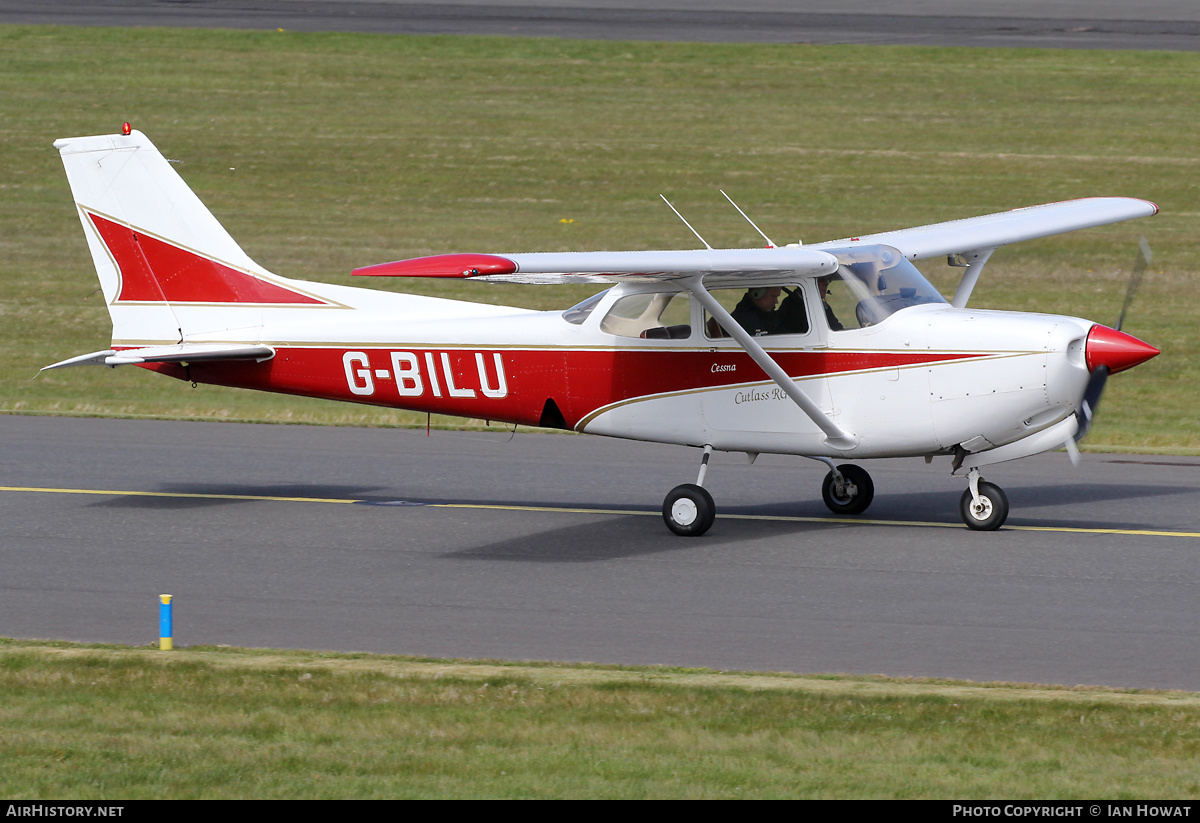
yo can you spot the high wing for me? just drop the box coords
[353,247,840,284]
[809,196,1158,309]
[809,197,1158,260]
[354,198,1154,285]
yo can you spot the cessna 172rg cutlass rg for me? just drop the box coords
[45,128,1160,536]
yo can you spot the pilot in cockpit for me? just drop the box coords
[730,286,782,336]
[729,284,811,336]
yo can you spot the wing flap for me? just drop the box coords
[353,247,839,284]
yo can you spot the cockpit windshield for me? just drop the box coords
[820,244,945,330]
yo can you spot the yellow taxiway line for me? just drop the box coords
[3,484,1199,539]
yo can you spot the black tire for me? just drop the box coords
[960,481,1009,531]
[821,464,875,515]
[662,483,716,537]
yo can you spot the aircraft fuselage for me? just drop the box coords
[143,286,1100,463]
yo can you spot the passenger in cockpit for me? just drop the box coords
[817,274,844,331]
[776,286,809,334]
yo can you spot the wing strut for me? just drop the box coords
[948,248,995,309]
[685,278,858,451]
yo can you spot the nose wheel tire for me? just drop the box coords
[821,464,875,515]
[960,481,1009,531]
[663,483,716,536]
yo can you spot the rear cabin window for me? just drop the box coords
[599,291,692,340]
[561,289,609,325]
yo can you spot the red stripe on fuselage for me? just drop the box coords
[141,346,988,429]
[88,212,328,305]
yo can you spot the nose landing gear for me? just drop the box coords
[960,468,1009,530]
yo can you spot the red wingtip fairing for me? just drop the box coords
[352,254,518,278]
[1085,324,1160,375]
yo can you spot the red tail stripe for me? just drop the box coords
[89,213,327,305]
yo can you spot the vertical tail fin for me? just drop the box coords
[56,129,335,346]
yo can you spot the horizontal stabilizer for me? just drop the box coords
[41,343,276,372]
[354,247,839,284]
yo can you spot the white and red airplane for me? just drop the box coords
[45,127,1160,535]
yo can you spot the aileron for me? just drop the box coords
[812,197,1158,260]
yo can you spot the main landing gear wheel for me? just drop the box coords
[663,483,715,537]
[821,464,874,515]
[960,481,1009,531]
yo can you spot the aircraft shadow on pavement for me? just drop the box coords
[443,512,849,563]
[84,479,1193,536]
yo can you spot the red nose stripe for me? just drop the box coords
[1085,325,1159,375]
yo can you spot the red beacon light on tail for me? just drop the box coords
[121,123,132,136]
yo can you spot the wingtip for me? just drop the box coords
[353,253,518,279]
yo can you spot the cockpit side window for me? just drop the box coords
[703,283,810,339]
[599,291,692,340]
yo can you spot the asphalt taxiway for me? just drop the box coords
[3,415,1197,690]
[2,0,1198,51]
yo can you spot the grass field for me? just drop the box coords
[2,640,1198,799]
[1,25,1197,447]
